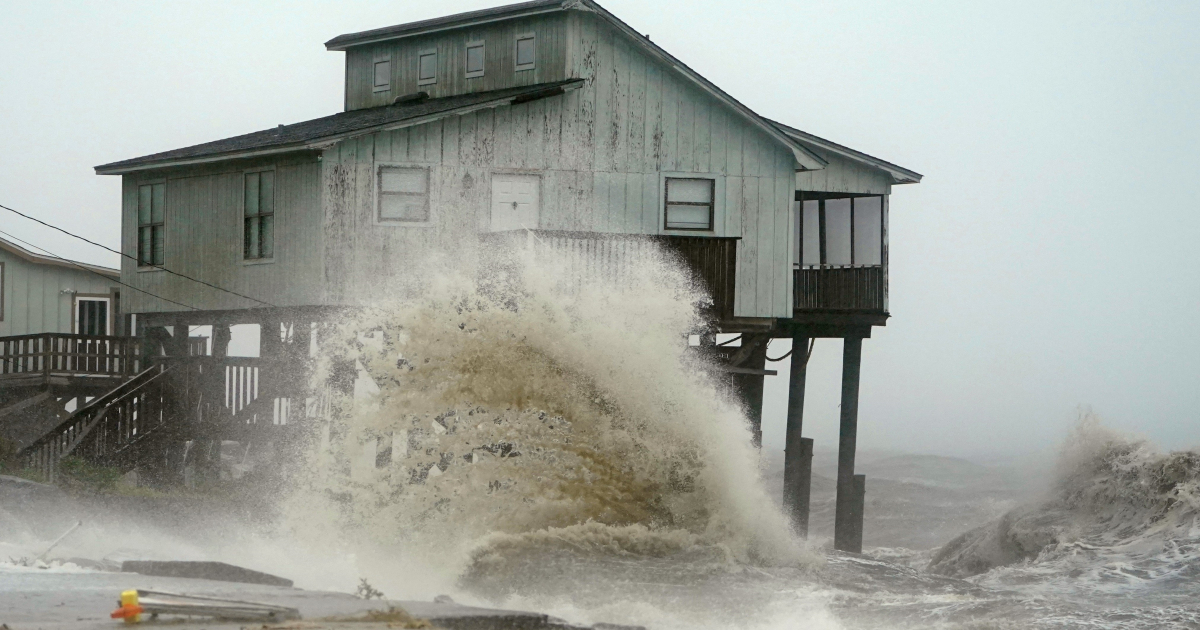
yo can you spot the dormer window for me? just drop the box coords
[465,41,485,78]
[515,33,535,71]
[373,58,390,92]
[418,49,437,85]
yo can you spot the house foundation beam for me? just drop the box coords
[834,335,864,553]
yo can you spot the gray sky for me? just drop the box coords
[2,1,1197,458]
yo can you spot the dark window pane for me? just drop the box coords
[139,226,152,265]
[259,171,274,215]
[151,184,165,223]
[260,215,274,258]
[516,37,535,67]
[152,225,165,265]
[244,217,259,259]
[245,172,259,217]
[825,198,852,265]
[853,196,882,266]
[138,186,152,224]
[419,52,437,81]
[373,60,390,88]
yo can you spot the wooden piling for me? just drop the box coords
[834,335,863,552]
[783,335,812,535]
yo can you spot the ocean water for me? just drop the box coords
[3,241,1199,629]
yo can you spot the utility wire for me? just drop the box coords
[0,228,199,311]
[766,337,815,365]
[0,202,276,307]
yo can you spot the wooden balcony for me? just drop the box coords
[793,266,888,327]
[0,333,141,388]
[481,230,738,320]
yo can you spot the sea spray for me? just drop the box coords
[280,239,815,598]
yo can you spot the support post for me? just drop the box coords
[834,335,864,553]
[732,334,769,448]
[783,336,812,535]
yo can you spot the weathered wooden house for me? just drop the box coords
[8,0,921,551]
[0,235,120,337]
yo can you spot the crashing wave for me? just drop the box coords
[928,413,1200,579]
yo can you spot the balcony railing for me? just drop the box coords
[794,266,886,312]
[0,333,141,385]
[482,230,738,320]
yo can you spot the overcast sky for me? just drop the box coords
[2,1,1197,459]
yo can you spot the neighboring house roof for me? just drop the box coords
[95,80,584,175]
[0,234,119,278]
[326,0,830,172]
[769,119,923,185]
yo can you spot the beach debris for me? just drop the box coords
[37,520,82,561]
[121,560,293,587]
[110,589,299,622]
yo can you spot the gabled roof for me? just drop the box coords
[0,234,119,278]
[95,80,583,175]
[326,0,829,172]
[769,119,923,185]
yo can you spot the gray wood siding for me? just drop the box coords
[0,252,117,336]
[120,156,324,314]
[345,14,569,111]
[322,13,798,318]
[795,149,892,196]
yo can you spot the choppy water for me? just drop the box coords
[4,241,1199,629]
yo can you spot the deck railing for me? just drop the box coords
[482,230,738,320]
[793,266,886,312]
[0,333,140,382]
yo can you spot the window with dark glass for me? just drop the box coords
[664,178,715,231]
[244,171,275,260]
[418,49,437,85]
[373,59,390,92]
[466,41,485,78]
[797,195,884,267]
[515,33,535,71]
[137,183,165,266]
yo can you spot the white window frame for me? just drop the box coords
[373,56,391,93]
[417,48,438,86]
[514,33,536,71]
[659,172,725,235]
[465,40,485,78]
[375,162,435,227]
[73,295,112,336]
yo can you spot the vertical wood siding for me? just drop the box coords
[324,12,799,317]
[0,252,117,336]
[120,156,323,314]
[345,14,570,110]
[795,150,893,196]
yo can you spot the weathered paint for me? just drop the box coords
[0,248,118,336]
[795,149,892,196]
[346,14,570,110]
[120,155,324,314]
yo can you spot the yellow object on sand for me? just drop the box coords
[113,590,142,624]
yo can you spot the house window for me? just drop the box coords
[798,195,884,267]
[515,33,535,71]
[465,41,485,78]
[373,59,390,92]
[244,171,275,259]
[137,183,165,266]
[378,166,430,223]
[418,49,437,85]
[664,178,715,231]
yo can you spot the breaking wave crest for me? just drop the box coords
[281,240,812,598]
[929,412,1200,590]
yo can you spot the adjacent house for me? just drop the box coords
[0,234,120,337]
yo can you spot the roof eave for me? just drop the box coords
[0,237,119,278]
[94,80,585,176]
[325,0,566,51]
[572,1,827,171]
[768,119,923,185]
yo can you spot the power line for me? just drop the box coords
[0,228,199,312]
[0,202,276,308]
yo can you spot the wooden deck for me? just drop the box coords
[0,333,141,388]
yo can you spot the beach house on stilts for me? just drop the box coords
[5,0,921,552]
